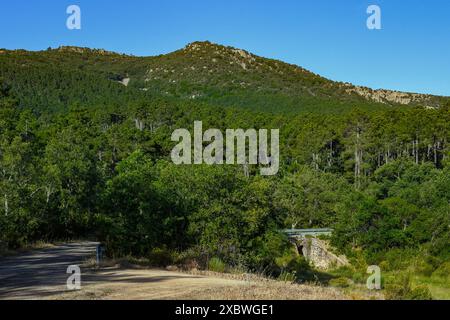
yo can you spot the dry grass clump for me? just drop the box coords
[181,281,347,300]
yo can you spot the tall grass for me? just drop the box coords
[208,257,227,273]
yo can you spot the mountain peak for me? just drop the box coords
[182,41,256,69]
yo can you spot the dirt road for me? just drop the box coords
[0,242,347,300]
[0,242,98,299]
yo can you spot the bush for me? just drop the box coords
[288,256,311,275]
[385,273,433,300]
[176,246,208,270]
[329,277,351,288]
[208,257,227,273]
[432,261,450,278]
[147,248,174,267]
[407,285,433,300]
[175,247,207,270]
[413,260,435,277]
[278,271,296,282]
[373,248,416,272]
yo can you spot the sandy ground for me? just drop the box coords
[0,242,347,300]
[53,268,348,300]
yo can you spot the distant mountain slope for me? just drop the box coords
[137,41,449,112]
[0,41,448,114]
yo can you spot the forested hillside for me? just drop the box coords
[0,42,449,298]
[1,42,448,114]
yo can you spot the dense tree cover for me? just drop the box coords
[0,43,449,289]
[0,49,141,113]
[2,43,448,115]
[0,74,448,279]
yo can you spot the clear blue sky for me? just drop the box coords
[1,0,450,96]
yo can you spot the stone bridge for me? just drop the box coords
[283,229,348,270]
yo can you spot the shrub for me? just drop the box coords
[352,271,367,284]
[147,248,174,267]
[413,259,435,277]
[431,261,450,278]
[288,256,311,275]
[278,271,296,282]
[208,257,227,273]
[406,285,433,300]
[274,253,294,270]
[329,277,351,288]
[377,248,415,272]
[384,273,433,300]
[176,246,208,270]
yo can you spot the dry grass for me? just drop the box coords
[57,258,381,300]
[178,269,375,300]
[43,263,376,300]
[54,268,349,300]
[183,281,347,300]
[0,241,55,257]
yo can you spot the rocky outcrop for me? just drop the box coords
[56,46,122,56]
[344,84,437,107]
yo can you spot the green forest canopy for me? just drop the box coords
[0,44,448,287]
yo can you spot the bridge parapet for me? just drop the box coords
[282,228,333,239]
